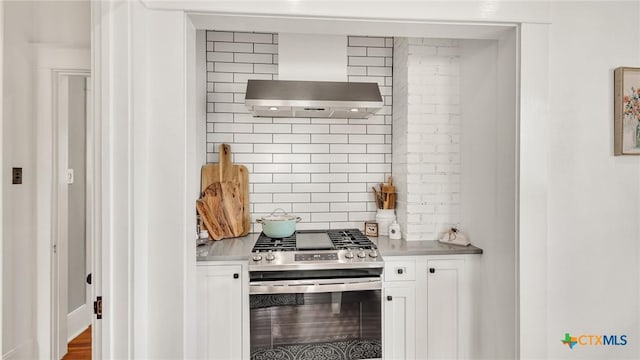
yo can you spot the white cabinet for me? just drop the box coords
[383,286,416,359]
[197,264,245,359]
[384,256,473,360]
[424,259,470,360]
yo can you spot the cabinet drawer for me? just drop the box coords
[385,260,416,281]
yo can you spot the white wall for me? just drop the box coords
[547,2,640,358]
[2,1,89,358]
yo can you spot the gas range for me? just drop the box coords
[248,229,383,272]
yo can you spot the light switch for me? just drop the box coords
[67,169,74,184]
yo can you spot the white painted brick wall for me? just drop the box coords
[393,37,461,241]
[206,31,393,232]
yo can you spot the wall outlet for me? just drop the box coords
[12,167,22,184]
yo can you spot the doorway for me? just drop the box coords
[61,74,92,358]
[34,45,97,360]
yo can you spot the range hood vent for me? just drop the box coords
[245,79,383,119]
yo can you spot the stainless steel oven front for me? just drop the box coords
[249,269,383,360]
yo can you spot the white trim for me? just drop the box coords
[0,1,4,356]
[2,340,35,360]
[67,305,90,342]
[35,45,90,360]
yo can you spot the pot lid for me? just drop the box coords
[261,208,298,221]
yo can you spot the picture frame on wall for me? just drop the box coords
[614,67,640,155]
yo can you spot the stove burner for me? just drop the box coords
[252,229,376,252]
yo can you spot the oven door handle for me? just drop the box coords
[249,277,382,295]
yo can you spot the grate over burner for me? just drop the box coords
[252,233,297,252]
[252,229,376,252]
[328,229,377,250]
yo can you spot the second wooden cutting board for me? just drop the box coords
[200,144,250,237]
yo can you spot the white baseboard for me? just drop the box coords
[67,304,90,342]
[3,339,35,360]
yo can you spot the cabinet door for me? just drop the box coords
[197,265,243,359]
[383,286,416,360]
[426,259,466,359]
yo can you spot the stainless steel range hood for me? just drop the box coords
[245,79,383,119]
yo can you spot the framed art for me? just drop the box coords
[364,222,378,237]
[614,67,640,155]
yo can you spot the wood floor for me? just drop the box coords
[63,326,91,360]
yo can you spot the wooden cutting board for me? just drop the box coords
[200,144,250,238]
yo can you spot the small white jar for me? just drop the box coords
[389,220,401,240]
[375,209,396,236]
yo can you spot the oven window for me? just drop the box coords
[250,290,381,360]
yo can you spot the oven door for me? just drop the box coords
[249,277,382,360]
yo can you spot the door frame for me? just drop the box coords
[35,45,93,360]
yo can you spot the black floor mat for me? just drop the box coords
[251,339,381,360]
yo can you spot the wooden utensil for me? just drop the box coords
[200,144,250,238]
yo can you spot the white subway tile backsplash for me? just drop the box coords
[293,203,330,213]
[330,183,366,193]
[254,203,293,213]
[254,163,291,173]
[254,123,292,133]
[234,52,273,64]
[349,36,386,47]
[312,212,348,222]
[349,153,385,163]
[329,124,366,134]
[254,64,278,74]
[249,173,273,183]
[215,102,249,113]
[214,82,246,93]
[311,134,348,143]
[349,56,386,67]
[254,183,292,193]
[348,135,385,144]
[254,144,291,153]
[234,32,273,44]
[292,144,330,153]
[349,173,385,183]
[330,144,367,153]
[234,133,272,143]
[331,202,367,212]
[214,42,253,53]
[273,173,311,183]
[349,192,373,202]
[347,47,367,56]
[331,163,366,173]
[208,92,234,103]
[312,173,348,183]
[207,31,233,41]
[254,43,277,54]
[214,122,252,133]
[292,124,330,133]
[233,73,273,83]
[367,47,393,57]
[206,32,392,229]
[207,72,234,83]
[273,134,310,143]
[215,62,253,73]
[235,153,272,163]
[207,132,233,143]
[274,153,310,163]
[207,113,233,123]
[208,52,234,62]
[273,193,311,203]
[312,153,348,163]
[293,183,329,193]
[292,163,329,173]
